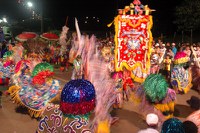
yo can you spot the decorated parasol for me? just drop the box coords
[15,32,38,42]
[40,32,59,41]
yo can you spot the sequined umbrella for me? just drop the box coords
[15,32,38,42]
[40,32,59,41]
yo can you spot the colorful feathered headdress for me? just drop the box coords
[143,74,168,103]
[31,62,54,85]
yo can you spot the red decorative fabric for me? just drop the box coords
[60,99,95,115]
[0,78,9,85]
[115,15,151,70]
[32,71,54,85]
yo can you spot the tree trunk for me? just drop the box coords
[182,31,184,43]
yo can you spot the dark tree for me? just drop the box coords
[174,0,200,31]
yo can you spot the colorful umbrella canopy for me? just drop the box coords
[15,32,38,42]
[40,32,59,41]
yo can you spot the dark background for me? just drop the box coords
[1,0,191,41]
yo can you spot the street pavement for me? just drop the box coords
[0,67,199,133]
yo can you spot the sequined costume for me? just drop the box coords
[37,104,92,133]
[171,52,192,94]
[9,63,60,118]
[171,66,192,94]
[112,72,123,109]
[186,110,200,133]
[0,51,15,85]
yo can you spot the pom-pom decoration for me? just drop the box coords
[143,74,168,103]
[60,79,96,116]
[161,118,185,133]
[174,52,189,64]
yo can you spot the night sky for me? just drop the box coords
[1,0,183,36]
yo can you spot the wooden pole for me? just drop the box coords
[182,30,184,43]
[65,16,68,26]
[191,29,193,44]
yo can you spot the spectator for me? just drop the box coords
[166,49,174,59]
[138,128,159,133]
[146,113,159,128]
[180,43,186,52]
[166,42,171,50]
[183,121,198,133]
[71,55,83,79]
[185,110,200,133]
[183,46,191,59]
[172,43,177,56]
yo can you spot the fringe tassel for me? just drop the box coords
[28,109,43,118]
[154,101,175,119]
[8,85,20,94]
[183,83,192,94]
[10,87,44,118]
[107,21,114,27]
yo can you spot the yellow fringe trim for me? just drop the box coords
[154,101,175,119]
[96,120,110,133]
[183,83,192,94]
[49,92,61,103]
[171,69,192,94]
[184,70,193,93]
[10,88,45,118]
[174,57,189,64]
[8,85,20,95]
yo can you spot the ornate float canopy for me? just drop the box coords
[112,0,155,83]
